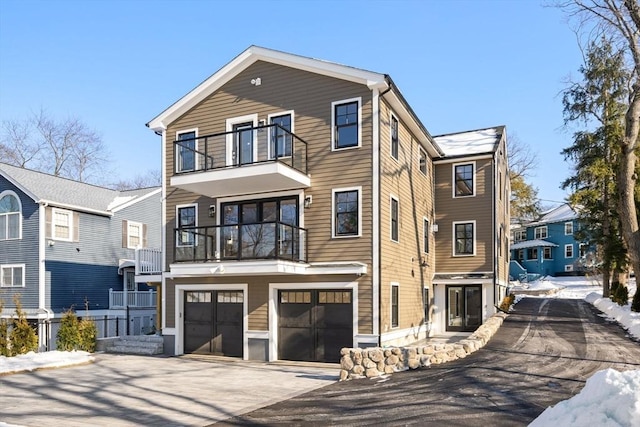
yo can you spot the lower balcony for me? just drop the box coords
[174,221,307,264]
[109,289,157,309]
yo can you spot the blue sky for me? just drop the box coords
[0,0,582,204]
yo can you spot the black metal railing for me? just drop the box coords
[173,221,307,263]
[173,124,308,175]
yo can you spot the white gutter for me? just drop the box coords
[37,199,113,217]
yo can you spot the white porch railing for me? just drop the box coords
[135,248,162,275]
[109,289,157,308]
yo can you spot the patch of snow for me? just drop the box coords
[529,368,640,427]
[433,128,499,156]
[0,350,93,375]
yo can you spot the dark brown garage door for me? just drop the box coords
[278,289,352,363]
[184,290,243,357]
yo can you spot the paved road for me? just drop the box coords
[218,298,640,426]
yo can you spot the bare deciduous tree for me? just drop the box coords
[557,0,640,280]
[111,169,161,190]
[0,109,109,184]
[507,133,541,222]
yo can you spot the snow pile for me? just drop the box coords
[529,368,640,427]
[0,350,93,374]
[585,293,640,340]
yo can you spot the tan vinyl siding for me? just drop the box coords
[434,157,494,273]
[163,61,375,334]
[378,100,435,333]
[495,137,511,285]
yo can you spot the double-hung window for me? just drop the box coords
[423,218,430,253]
[177,205,197,246]
[543,247,552,260]
[419,147,427,175]
[390,196,399,242]
[454,163,474,197]
[565,222,573,235]
[332,98,360,150]
[535,226,548,239]
[52,208,73,241]
[1,264,24,287]
[565,244,573,258]
[453,221,475,256]
[127,221,142,248]
[0,192,21,240]
[390,115,399,160]
[391,283,399,328]
[333,187,360,237]
[514,230,525,242]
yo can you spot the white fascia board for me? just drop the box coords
[38,199,112,217]
[146,46,387,131]
[110,188,161,213]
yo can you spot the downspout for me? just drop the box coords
[38,201,53,350]
[373,79,393,345]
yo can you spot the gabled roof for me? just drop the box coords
[0,162,160,216]
[527,203,578,227]
[146,45,443,157]
[432,126,505,159]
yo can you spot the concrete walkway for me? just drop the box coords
[0,353,338,426]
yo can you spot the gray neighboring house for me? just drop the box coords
[0,162,161,350]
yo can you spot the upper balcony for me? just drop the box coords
[171,124,310,198]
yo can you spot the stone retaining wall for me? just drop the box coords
[340,312,508,381]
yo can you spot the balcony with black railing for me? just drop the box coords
[173,221,307,264]
[171,124,310,198]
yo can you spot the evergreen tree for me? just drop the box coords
[9,295,38,356]
[561,37,629,296]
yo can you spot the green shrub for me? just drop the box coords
[499,293,516,312]
[613,284,629,306]
[0,299,9,357]
[56,308,97,352]
[610,281,620,301]
[9,295,38,356]
[57,309,82,351]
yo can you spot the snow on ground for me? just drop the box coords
[0,350,93,375]
[515,275,640,426]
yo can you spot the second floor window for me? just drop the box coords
[391,115,399,159]
[535,226,548,239]
[419,147,427,175]
[333,99,360,149]
[52,208,72,241]
[128,221,142,248]
[177,130,197,172]
[390,197,399,242]
[423,218,430,253]
[514,230,526,242]
[270,113,292,158]
[454,222,474,256]
[177,205,197,246]
[0,192,20,240]
[1,264,24,287]
[334,188,360,237]
[565,222,573,235]
[454,163,474,197]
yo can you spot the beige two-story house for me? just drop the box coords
[432,127,511,333]
[146,46,508,362]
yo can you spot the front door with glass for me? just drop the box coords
[446,285,482,332]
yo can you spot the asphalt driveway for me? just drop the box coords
[0,354,338,426]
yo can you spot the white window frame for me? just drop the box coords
[527,248,538,260]
[175,128,199,173]
[565,222,573,235]
[517,249,524,260]
[52,207,73,241]
[514,230,525,242]
[579,243,588,257]
[565,264,574,272]
[226,114,258,166]
[535,226,548,239]
[452,220,476,257]
[390,112,399,161]
[127,221,143,249]
[423,217,430,254]
[452,161,476,198]
[331,97,362,151]
[565,244,574,258]
[176,203,198,247]
[331,186,362,238]
[267,110,295,160]
[390,194,399,243]
[390,282,399,329]
[418,146,427,175]
[543,247,552,260]
[0,190,22,240]
[1,264,25,288]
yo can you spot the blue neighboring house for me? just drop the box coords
[509,203,595,279]
[0,162,161,349]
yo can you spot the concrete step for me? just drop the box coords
[105,335,164,355]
